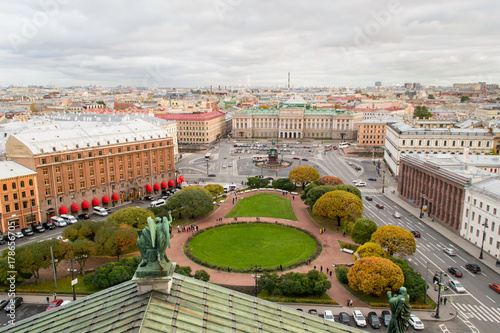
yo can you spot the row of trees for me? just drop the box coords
[257,270,331,297]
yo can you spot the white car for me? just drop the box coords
[60,300,72,307]
[408,314,424,330]
[353,179,362,184]
[355,182,366,187]
[323,310,334,322]
[449,280,466,293]
[352,310,366,327]
[393,212,402,218]
[443,248,456,256]
[14,232,24,239]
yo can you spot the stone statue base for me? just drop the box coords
[132,261,176,294]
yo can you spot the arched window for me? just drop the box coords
[12,182,16,189]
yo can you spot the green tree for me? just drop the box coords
[272,178,296,191]
[329,185,361,199]
[204,184,224,197]
[318,176,344,186]
[15,242,51,285]
[106,207,155,229]
[428,94,435,99]
[0,258,26,286]
[347,257,404,296]
[95,225,137,261]
[351,218,378,244]
[354,242,386,259]
[166,188,214,218]
[83,257,140,289]
[289,166,320,189]
[304,185,338,207]
[43,239,70,278]
[62,220,95,242]
[300,181,320,200]
[335,265,349,284]
[460,95,470,103]
[370,225,416,257]
[247,177,269,188]
[389,258,426,302]
[70,239,98,275]
[413,105,432,119]
[312,191,363,226]
[193,269,210,282]
[174,265,192,277]
[181,186,212,196]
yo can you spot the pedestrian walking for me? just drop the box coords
[347,300,350,307]
[46,296,50,304]
[326,267,329,274]
[320,266,323,272]
[314,265,316,270]
[53,293,57,301]
[496,259,500,267]
[444,297,447,305]
[343,231,345,237]
[292,196,295,200]
[439,296,443,304]
[329,271,332,277]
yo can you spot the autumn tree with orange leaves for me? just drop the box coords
[354,242,386,260]
[288,166,320,189]
[318,176,344,186]
[370,225,416,257]
[312,190,363,226]
[347,257,404,296]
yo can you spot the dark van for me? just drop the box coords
[43,221,56,230]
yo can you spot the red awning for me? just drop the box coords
[179,175,185,182]
[153,183,161,190]
[102,195,110,204]
[145,184,153,192]
[168,179,175,187]
[70,203,79,212]
[92,198,100,206]
[161,181,168,188]
[111,193,120,201]
[59,206,69,214]
[82,200,90,209]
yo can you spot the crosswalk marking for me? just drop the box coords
[358,188,381,193]
[453,303,500,323]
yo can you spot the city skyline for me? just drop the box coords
[1,0,499,87]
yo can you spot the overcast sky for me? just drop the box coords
[1,0,499,88]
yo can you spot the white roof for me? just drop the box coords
[0,160,36,179]
[10,118,170,154]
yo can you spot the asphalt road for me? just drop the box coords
[0,303,46,327]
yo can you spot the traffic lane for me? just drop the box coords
[0,303,47,327]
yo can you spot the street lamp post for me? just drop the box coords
[382,170,386,193]
[479,221,489,259]
[250,265,262,296]
[67,256,77,301]
[433,271,444,318]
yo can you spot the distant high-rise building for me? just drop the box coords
[375,81,381,87]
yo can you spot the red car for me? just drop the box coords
[46,299,63,311]
[489,283,500,293]
[293,157,300,160]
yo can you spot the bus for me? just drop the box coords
[339,142,349,149]
[205,153,211,160]
[253,155,267,162]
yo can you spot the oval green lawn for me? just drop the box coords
[188,223,316,270]
[225,193,297,221]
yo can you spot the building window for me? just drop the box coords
[99,159,104,165]
[11,182,16,189]
[2,184,6,191]
[3,195,8,201]
[45,189,50,195]
[101,178,105,184]
[44,179,49,185]
[29,179,33,186]
[30,190,34,196]
[14,203,19,210]
[41,158,46,164]
[89,161,94,167]
[4,205,10,213]
[21,191,26,198]
[31,199,35,206]
[90,179,96,186]
[90,170,94,176]
[55,166,60,173]
[20,181,25,187]
[57,186,62,193]
[13,193,17,200]
[67,165,72,171]
[56,176,61,183]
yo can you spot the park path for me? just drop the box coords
[168,189,362,307]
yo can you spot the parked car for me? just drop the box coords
[308,309,318,316]
[347,162,353,166]
[443,248,456,256]
[411,230,421,238]
[367,311,381,329]
[13,232,24,239]
[338,312,350,325]
[4,297,23,312]
[60,214,78,225]
[393,212,402,218]
[365,196,373,201]
[208,174,216,177]
[381,310,391,327]
[21,228,34,236]
[46,299,64,311]
[293,157,300,160]
[323,310,334,322]
[296,308,303,312]
[352,310,366,327]
[105,208,112,214]
[77,213,89,220]
[376,204,384,209]
[143,196,154,201]
[448,267,463,277]
[489,283,500,293]
[408,314,424,330]
[368,177,377,181]
[449,280,466,293]
[353,179,362,184]
[465,263,481,273]
[333,146,338,150]
[43,221,56,230]
[0,299,9,310]
[355,166,362,171]
[93,206,108,216]
[60,300,72,307]
[301,158,309,161]
[50,216,67,227]
[355,182,366,187]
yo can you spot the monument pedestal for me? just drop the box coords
[132,261,176,294]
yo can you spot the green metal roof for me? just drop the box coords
[3,274,365,333]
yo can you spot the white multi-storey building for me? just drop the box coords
[385,122,496,176]
[461,179,500,259]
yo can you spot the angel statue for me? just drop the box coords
[137,211,172,271]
